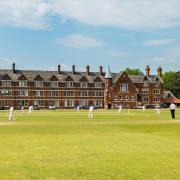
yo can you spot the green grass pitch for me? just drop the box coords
[0,109,180,180]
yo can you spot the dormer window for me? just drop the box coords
[19,80,27,87]
[120,83,128,92]
[50,81,59,88]
[95,82,102,88]
[143,80,149,86]
[65,82,74,88]
[35,81,43,87]
[1,80,11,87]
[80,82,88,88]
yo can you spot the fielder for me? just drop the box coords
[142,105,145,112]
[28,106,33,113]
[9,106,14,120]
[118,105,122,112]
[76,105,80,112]
[88,105,94,119]
[155,107,160,115]
[21,106,24,113]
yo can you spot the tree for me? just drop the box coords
[162,71,180,98]
[174,71,180,98]
[125,68,144,75]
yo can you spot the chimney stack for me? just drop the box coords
[157,66,162,78]
[58,64,61,74]
[86,65,90,75]
[99,66,103,76]
[72,65,75,74]
[12,62,16,74]
[145,65,150,77]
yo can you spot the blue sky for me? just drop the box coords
[0,0,180,74]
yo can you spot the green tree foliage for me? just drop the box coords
[125,68,144,75]
[162,71,180,98]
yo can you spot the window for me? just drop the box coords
[154,89,160,94]
[65,100,74,107]
[93,100,103,107]
[120,83,128,92]
[114,96,117,100]
[153,97,160,102]
[65,82,74,88]
[35,81,43,87]
[19,81,27,87]
[34,100,44,107]
[80,82,88,88]
[0,90,12,96]
[131,96,135,100]
[143,97,149,102]
[119,96,123,100]
[64,91,74,97]
[125,96,129,100]
[95,82,103,88]
[18,90,28,96]
[95,91,104,97]
[80,100,88,107]
[49,91,59,96]
[1,80,11,87]
[50,82,58,88]
[143,81,149,86]
[80,91,88,97]
[33,91,44,97]
[142,89,149,94]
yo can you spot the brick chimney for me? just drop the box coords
[58,64,61,74]
[86,65,90,75]
[157,66,162,78]
[12,62,16,74]
[145,65,150,77]
[99,66,103,76]
[72,65,75,74]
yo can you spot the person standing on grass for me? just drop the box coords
[118,105,122,112]
[170,102,176,119]
[8,106,14,121]
[155,106,160,115]
[88,105,94,119]
[76,105,80,112]
[28,106,33,113]
[21,106,24,113]
[142,105,145,112]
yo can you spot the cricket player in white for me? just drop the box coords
[170,103,176,119]
[88,105,94,119]
[21,106,24,113]
[76,105,80,112]
[28,106,33,113]
[118,105,122,112]
[155,106,160,115]
[142,105,145,112]
[9,106,14,120]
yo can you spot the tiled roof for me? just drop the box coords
[0,69,162,84]
[0,69,105,83]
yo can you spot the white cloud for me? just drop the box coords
[144,39,176,46]
[0,0,51,29]
[109,50,127,58]
[55,34,104,48]
[52,0,180,31]
[0,0,180,30]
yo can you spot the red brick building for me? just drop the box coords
[0,63,163,109]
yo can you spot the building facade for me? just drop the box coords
[0,63,163,109]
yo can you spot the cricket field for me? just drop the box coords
[0,109,180,180]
